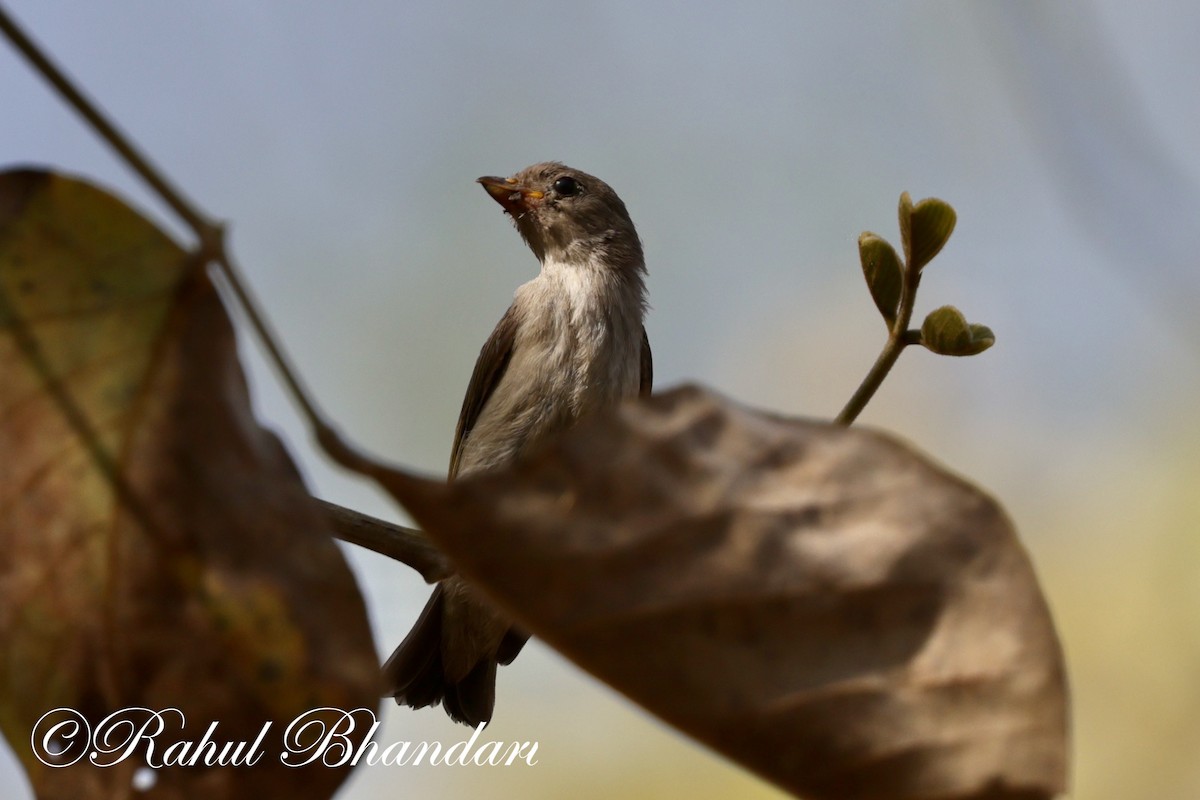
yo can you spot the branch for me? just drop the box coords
[319,500,451,583]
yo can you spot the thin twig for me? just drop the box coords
[209,247,372,472]
[0,6,207,233]
[835,272,923,426]
[834,336,905,426]
[0,4,429,569]
[0,4,371,467]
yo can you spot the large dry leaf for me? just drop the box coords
[378,386,1068,800]
[0,169,378,799]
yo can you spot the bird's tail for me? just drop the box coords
[382,584,529,727]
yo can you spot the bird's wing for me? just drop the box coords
[449,304,520,479]
[639,326,653,397]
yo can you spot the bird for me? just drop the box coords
[382,162,652,727]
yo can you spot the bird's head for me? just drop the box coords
[478,162,643,272]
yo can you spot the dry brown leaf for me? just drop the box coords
[0,169,378,799]
[377,385,1068,800]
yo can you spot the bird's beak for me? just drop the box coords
[477,176,544,216]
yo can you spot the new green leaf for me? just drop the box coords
[858,232,903,326]
[899,192,957,272]
[921,305,995,356]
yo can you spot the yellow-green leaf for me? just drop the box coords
[0,169,378,798]
[858,232,903,326]
[906,196,957,272]
[898,190,915,267]
[920,304,995,356]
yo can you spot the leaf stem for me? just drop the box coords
[835,268,922,426]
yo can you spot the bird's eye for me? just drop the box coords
[552,176,581,197]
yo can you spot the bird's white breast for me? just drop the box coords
[455,253,645,476]
[529,254,645,413]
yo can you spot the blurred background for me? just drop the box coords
[3,1,1198,797]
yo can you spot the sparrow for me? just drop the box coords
[382,162,652,726]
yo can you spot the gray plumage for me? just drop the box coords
[382,162,652,726]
